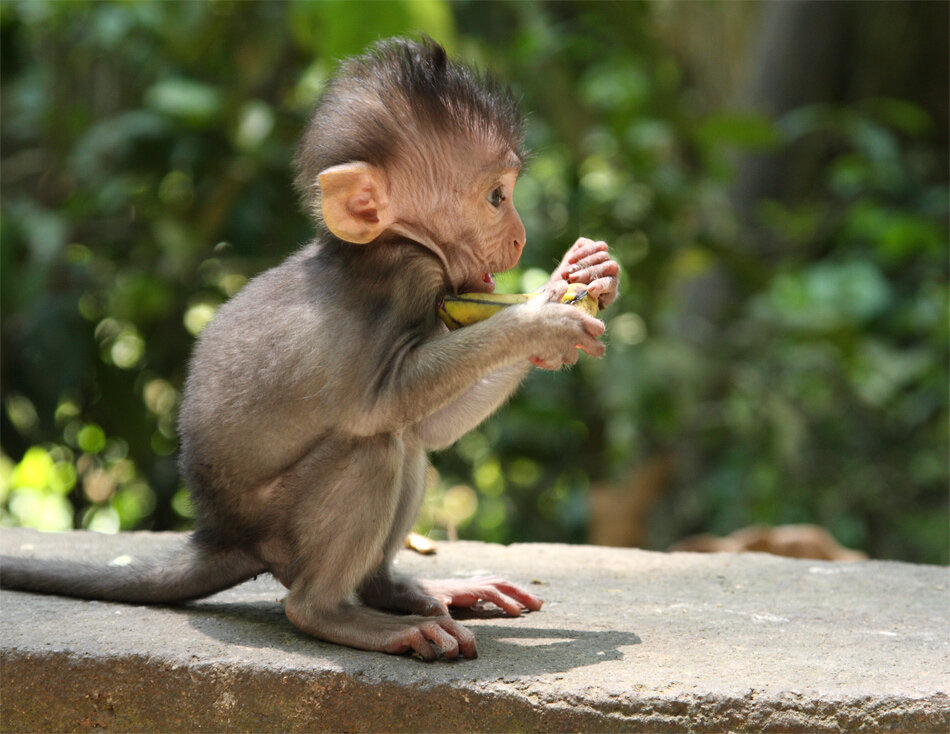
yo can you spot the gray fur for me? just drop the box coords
[0,537,264,603]
[1,39,603,659]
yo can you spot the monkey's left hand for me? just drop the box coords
[419,576,543,617]
[548,237,620,309]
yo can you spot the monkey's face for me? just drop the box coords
[392,144,525,295]
[316,147,526,295]
[446,161,526,295]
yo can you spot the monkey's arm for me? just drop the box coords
[357,301,604,436]
[415,363,530,450]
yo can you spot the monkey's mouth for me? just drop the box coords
[461,272,496,294]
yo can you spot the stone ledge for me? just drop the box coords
[1,527,947,732]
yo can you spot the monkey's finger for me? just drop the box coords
[405,627,439,661]
[439,619,478,659]
[551,238,604,277]
[567,257,620,285]
[529,355,562,371]
[478,588,527,616]
[567,239,609,265]
[438,589,478,607]
[489,581,543,611]
[540,280,571,301]
[568,236,605,253]
[563,251,611,279]
[568,254,618,277]
[581,315,606,338]
[422,622,460,659]
[577,337,607,358]
[573,318,606,358]
[585,275,620,309]
[385,628,429,658]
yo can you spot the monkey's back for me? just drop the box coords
[178,238,445,524]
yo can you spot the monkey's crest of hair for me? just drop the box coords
[294,37,525,225]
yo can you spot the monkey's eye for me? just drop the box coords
[488,186,506,208]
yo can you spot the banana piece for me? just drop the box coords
[438,283,598,330]
[437,291,531,329]
[559,282,600,318]
[405,532,437,554]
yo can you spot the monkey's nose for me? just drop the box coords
[513,219,526,250]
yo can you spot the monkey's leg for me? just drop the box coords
[358,448,447,616]
[281,436,476,660]
[354,447,544,619]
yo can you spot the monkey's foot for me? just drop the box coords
[358,574,446,616]
[285,600,477,661]
[419,576,543,617]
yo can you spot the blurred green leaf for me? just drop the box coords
[863,98,933,137]
[581,63,651,112]
[11,447,53,490]
[289,0,456,59]
[77,424,107,454]
[765,260,892,331]
[144,78,222,124]
[71,110,169,178]
[843,200,946,261]
[695,112,784,150]
[1,1,946,566]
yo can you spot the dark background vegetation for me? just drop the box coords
[2,1,947,564]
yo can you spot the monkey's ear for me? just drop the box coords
[318,162,394,244]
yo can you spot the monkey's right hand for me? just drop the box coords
[517,295,606,370]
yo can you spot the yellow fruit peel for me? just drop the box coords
[438,282,598,330]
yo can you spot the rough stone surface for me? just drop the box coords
[1,527,948,732]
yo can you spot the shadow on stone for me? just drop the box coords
[181,598,641,674]
[471,623,641,671]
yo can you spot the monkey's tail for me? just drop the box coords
[0,537,267,604]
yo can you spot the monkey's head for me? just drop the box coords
[295,37,527,294]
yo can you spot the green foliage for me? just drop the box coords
[2,1,946,563]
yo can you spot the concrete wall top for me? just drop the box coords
[2,527,947,732]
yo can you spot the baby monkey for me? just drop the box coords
[0,38,619,660]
